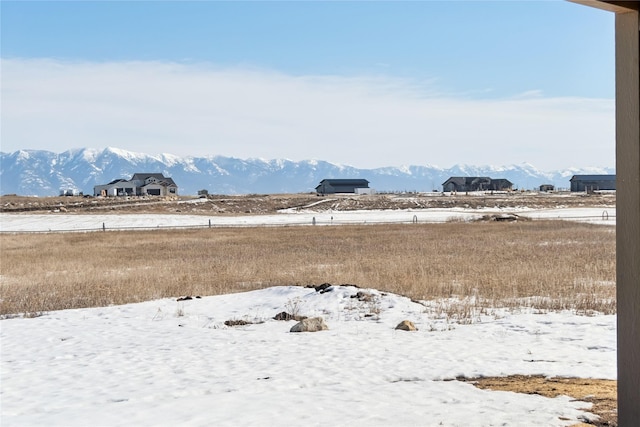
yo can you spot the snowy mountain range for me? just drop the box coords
[0,147,615,197]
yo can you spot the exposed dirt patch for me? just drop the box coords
[0,192,616,214]
[458,375,617,426]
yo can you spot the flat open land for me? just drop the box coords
[0,191,618,426]
[0,191,617,215]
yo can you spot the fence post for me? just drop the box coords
[312,217,316,226]
[102,222,106,232]
[209,219,212,228]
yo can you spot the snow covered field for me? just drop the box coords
[0,206,616,232]
[1,285,615,427]
[0,208,617,426]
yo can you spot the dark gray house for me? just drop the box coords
[442,177,513,192]
[569,175,616,192]
[316,179,370,195]
[94,173,178,197]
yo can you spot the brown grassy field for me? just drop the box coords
[0,220,615,317]
[0,191,616,214]
[0,212,618,425]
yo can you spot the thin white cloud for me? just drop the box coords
[1,58,614,170]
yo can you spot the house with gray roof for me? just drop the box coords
[569,175,616,192]
[442,177,513,192]
[316,179,370,195]
[94,173,178,197]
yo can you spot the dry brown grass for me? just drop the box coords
[0,220,615,316]
[458,375,617,426]
[0,191,616,214]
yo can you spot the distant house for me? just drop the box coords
[94,173,178,197]
[316,179,370,195]
[442,177,513,192]
[489,179,513,191]
[569,175,616,192]
[59,188,81,196]
[539,184,555,192]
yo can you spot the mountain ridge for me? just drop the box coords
[0,147,615,197]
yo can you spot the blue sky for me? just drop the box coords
[1,1,615,170]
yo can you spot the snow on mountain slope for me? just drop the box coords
[0,147,615,196]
